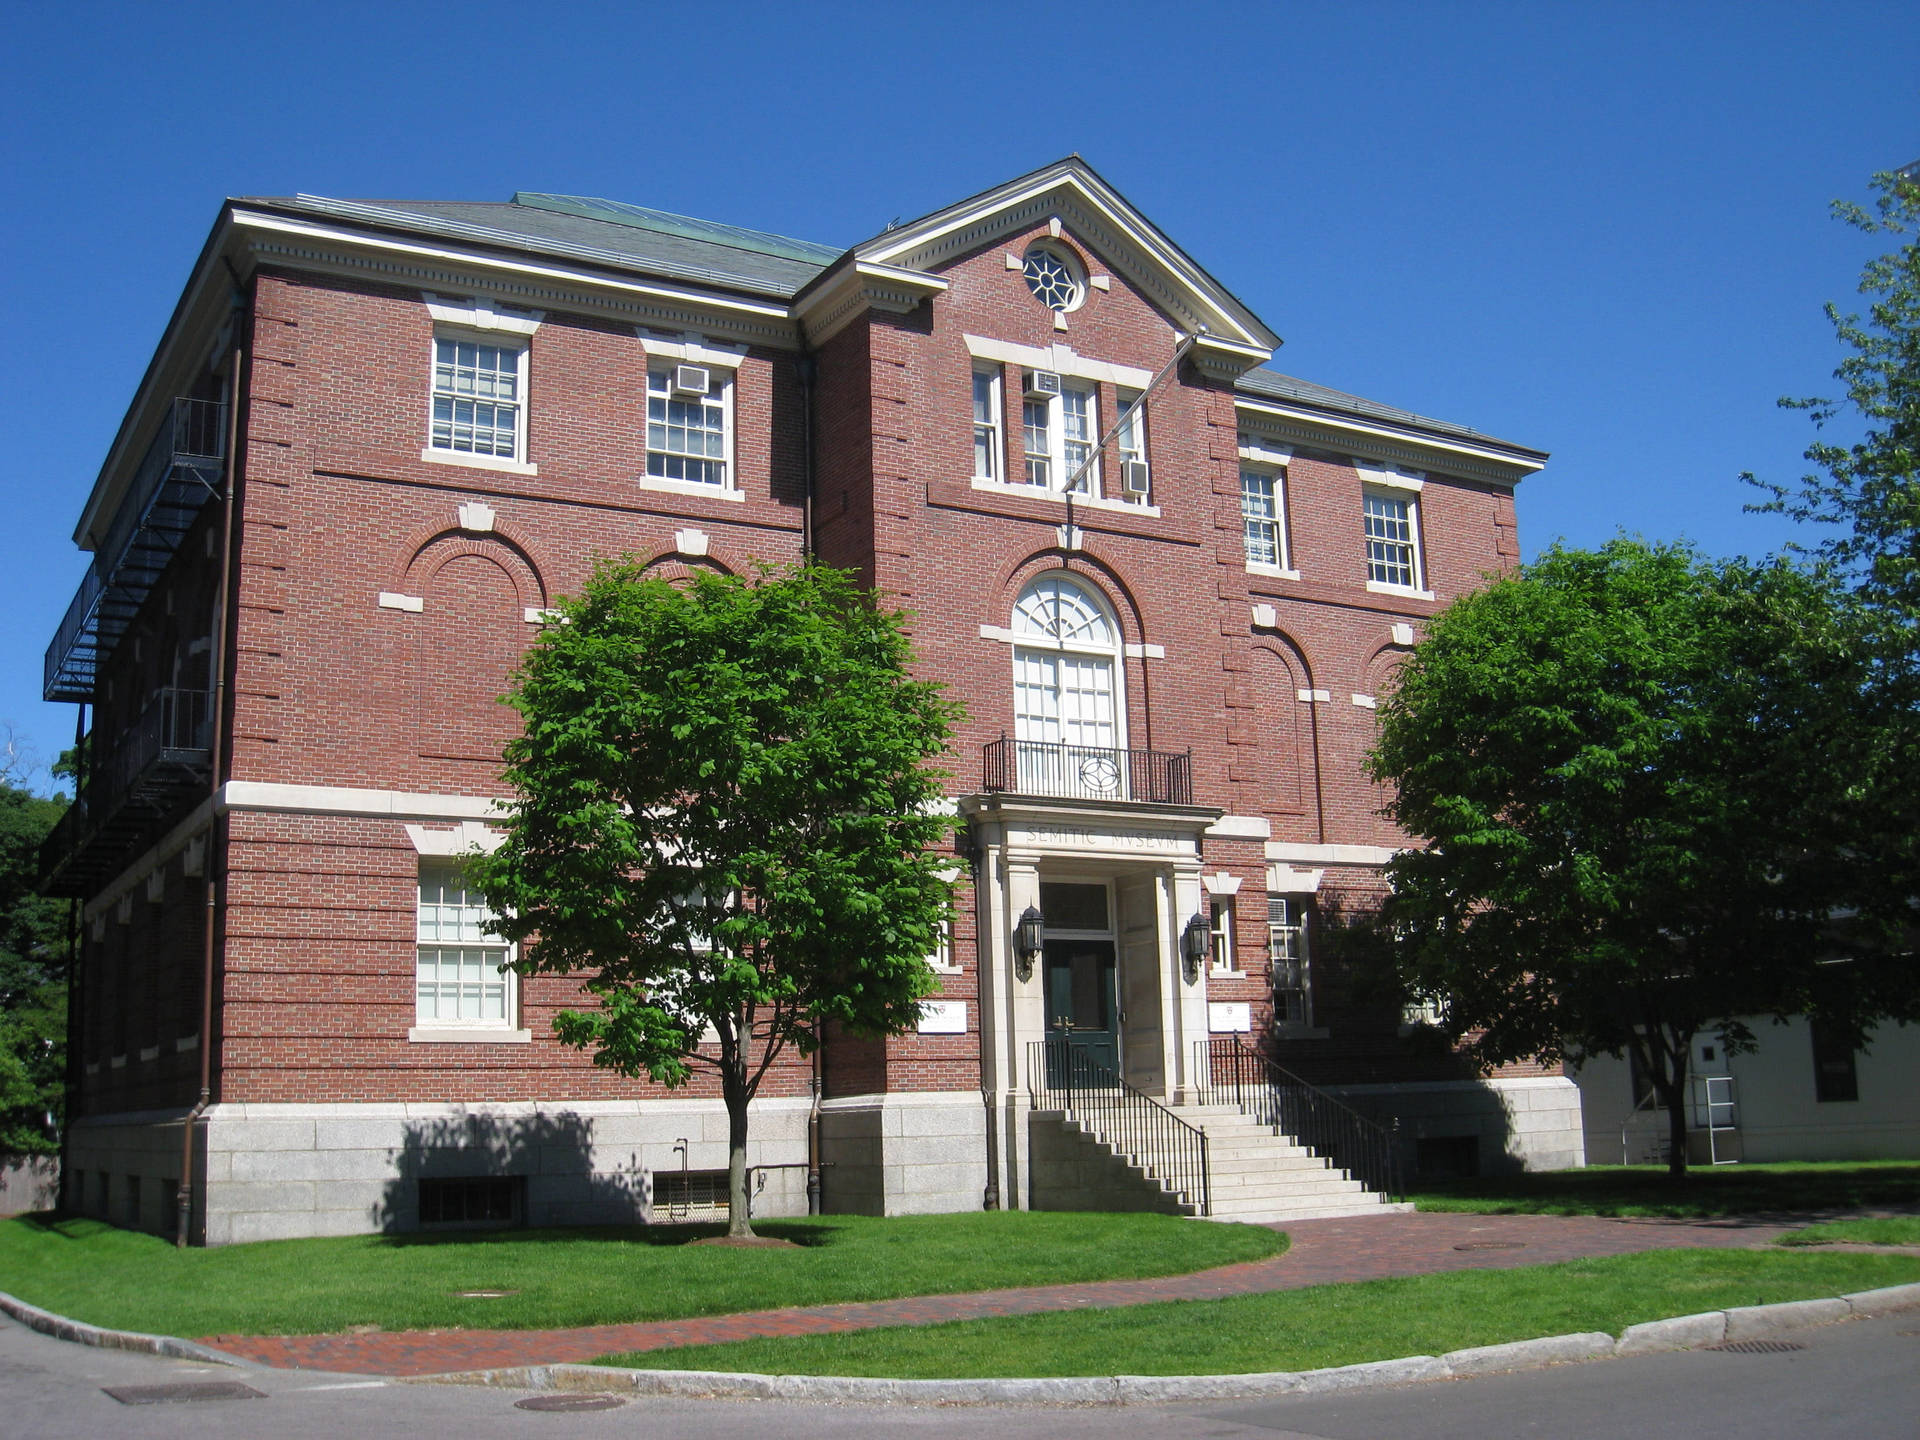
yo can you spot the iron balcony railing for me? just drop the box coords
[982,736,1192,805]
[1029,1037,1210,1215]
[45,397,228,702]
[1195,1034,1402,1201]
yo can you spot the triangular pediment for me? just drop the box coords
[850,158,1280,358]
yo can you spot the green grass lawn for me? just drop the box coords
[596,1249,1920,1378]
[1777,1215,1920,1247]
[1410,1161,1920,1217]
[0,1210,1284,1338]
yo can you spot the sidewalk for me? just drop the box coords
[200,1209,1808,1378]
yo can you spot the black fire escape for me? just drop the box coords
[40,398,227,898]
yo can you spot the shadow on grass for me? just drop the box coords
[369,1218,846,1250]
[1413,1162,1920,1218]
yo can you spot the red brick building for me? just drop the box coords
[43,160,1574,1243]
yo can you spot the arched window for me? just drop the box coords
[1010,573,1125,796]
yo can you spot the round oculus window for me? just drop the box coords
[1022,245,1084,312]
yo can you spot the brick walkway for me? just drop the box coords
[199,1210,1817,1378]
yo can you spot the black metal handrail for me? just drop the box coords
[1029,1037,1210,1215]
[45,397,227,701]
[982,736,1192,804]
[1195,1035,1402,1201]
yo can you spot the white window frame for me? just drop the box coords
[643,364,737,497]
[1115,390,1149,503]
[1010,573,1128,795]
[963,335,1160,516]
[972,367,1003,483]
[1209,895,1235,977]
[1021,382,1100,495]
[1360,465,1433,598]
[1241,467,1293,576]
[424,331,536,477]
[1269,894,1313,1031]
[411,860,527,1043]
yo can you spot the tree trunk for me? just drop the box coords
[1664,1079,1689,1178]
[722,1064,755,1239]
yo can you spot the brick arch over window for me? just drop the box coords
[1252,635,1312,816]
[1364,642,1413,706]
[636,552,736,587]
[399,527,547,612]
[991,551,1147,650]
[988,552,1161,754]
[411,548,530,768]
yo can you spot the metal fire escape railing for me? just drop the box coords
[45,397,228,702]
[1029,1037,1211,1215]
[39,686,213,898]
[982,735,1193,805]
[1195,1034,1403,1201]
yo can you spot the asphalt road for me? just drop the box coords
[3,1308,1917,1439]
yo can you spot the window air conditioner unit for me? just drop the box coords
[1121,460,1152,495]
[1023,369,1062,400]
[672,364,711,397]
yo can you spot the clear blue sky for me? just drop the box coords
[3,1,1914,784]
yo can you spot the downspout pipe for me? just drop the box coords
[175,338,244,1247]
[796,336,817,560]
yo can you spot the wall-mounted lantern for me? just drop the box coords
[1015,906,1044,982]
[1180,912,1209,984]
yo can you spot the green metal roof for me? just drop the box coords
[512,192,844,266]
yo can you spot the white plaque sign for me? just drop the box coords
[917,1000,968,1035]
[1208,1002,1251,1033]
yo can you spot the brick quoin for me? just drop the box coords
[51,161,1559,1237]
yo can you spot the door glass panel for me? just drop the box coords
[1040,882,1108,932]
[1069,950,1108,1029]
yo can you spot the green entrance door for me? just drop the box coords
[1043,938,1119,1083]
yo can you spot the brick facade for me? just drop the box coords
[49,161,1577,1241]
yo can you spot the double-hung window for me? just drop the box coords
[1363,489,1423,590]
[430,337,525,461]
[1242,469,1287,570]
[972,369,1003,482]
[1116,390,1149,500]
[1020,382,1100,494]
[1059,385,1097,494]
[646,366,731,488]
[1209,896,1235,976]
[1023,397,1052,487]
[415,861,515,1030]
[1269,896,1312,1029]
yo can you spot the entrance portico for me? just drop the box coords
[962,791,1224,1209]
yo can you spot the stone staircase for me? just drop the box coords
[1166,1101,1409,1224]
[1028,1099,1408,1223]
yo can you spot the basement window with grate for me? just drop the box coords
[419,1176,524,1227]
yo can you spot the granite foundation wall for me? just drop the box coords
[69,1098,813,1245]
[1333,1076,1587,1176]
[817,1092,988,1216]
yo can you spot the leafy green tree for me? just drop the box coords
[472,562,960,1235]
[0,768,70,1159]
[1748,166,1920,630]
[1368,541,1916,1175]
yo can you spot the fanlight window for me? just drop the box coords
[1010,574,1125,798]
[1012,574,1115,648]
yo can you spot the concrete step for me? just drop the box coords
[1200,1197,1413,1224]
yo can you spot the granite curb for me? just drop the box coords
[0,1290,245,1367]
[419,1281,1920,1406]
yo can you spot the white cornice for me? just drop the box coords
[234,210,796,336]
[1234,395,1546,488]
[793,260,948,347]
[854,162,1280,356]
[1190,334,1272,383]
